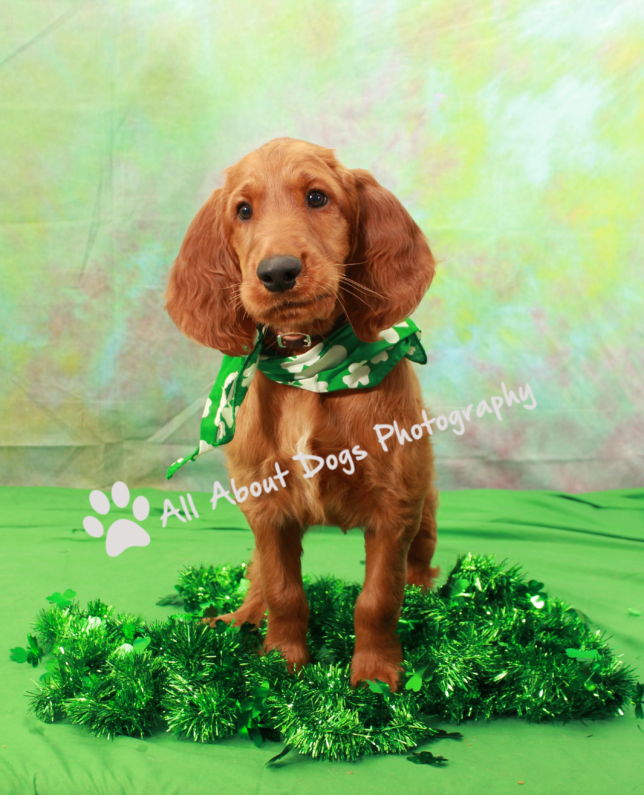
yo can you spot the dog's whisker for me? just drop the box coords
[334,291,360,338]
[339,275,383,301]
[322,262,383,301]
[339,274,380,294]
[308,269,360,338]
[339,279,375,312]
[342,287,373,312]
[340,282,380,304]
[338,278,377,308]
[311,279,347,345]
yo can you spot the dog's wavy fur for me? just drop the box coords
[166,138,438,691]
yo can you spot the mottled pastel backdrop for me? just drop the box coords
[1,0,643,493]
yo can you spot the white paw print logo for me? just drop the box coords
[83,482,151,557]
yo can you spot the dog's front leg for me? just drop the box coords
[351,508,422,692]
[250,512,311,672]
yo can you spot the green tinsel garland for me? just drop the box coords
[13,555,639,763]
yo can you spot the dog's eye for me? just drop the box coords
[306,190,327,208]
[237,203,253,220]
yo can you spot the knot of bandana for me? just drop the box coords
[167,318,427,479]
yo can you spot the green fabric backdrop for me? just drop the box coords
[1,1,643,493]
[2,486,642,794]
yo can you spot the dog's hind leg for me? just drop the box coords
[209,549,267,629]
[406,487,440,590]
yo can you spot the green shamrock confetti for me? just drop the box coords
[133,637,151,654]
[405,668,427,693]
[566,649,600,661]
[10,635,44,667]
[366,679,393,697]
[45,589,76,609]
[407,751,448,765]
[9,647,29,664]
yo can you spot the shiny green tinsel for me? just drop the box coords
[20,555,638,761]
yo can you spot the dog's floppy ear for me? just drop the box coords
[166,189,256,357]
[344,169,435,342]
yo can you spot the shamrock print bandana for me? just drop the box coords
[167,317,427,479]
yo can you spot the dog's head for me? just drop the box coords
[166,138,435,356]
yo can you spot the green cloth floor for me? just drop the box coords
[1,485,642,795]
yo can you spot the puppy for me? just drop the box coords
[166,137,438,691]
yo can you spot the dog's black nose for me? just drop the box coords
[256,256,302,293]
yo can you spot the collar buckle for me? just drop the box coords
[277,333,312,350]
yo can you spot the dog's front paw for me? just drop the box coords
[350,651,402,693]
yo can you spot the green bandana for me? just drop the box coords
[167,318,427,479]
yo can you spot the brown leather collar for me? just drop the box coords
[259,313,348,353]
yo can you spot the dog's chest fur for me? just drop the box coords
[257,383,347,525]
[227,373,375,526]
[226,362,427,529]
